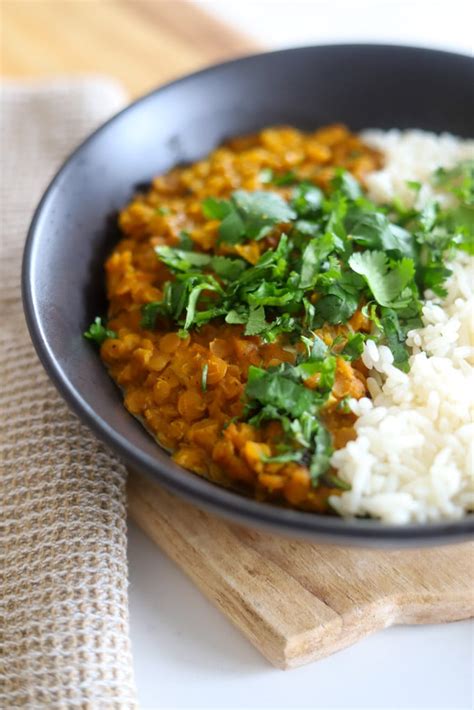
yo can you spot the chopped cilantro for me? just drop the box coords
[418,201,438,232]
[309,425,333,483]
[84,317,116,345]
[132,162,473,477]
[201,363,208,392]
[231,190,296,239]
[225,308,248,325]
[341,332,366,361]
[349,251,415,308]
[314,269,362,325]
[156,245,247,282]
[302,334,328,359]
[202,197,232,220]
[219,209,246,244]
[272,170,299,186]
[337,397,352,414]
[296,355,336,391]
[210,255,247,280]
[259,167,274,183]
[245,365,316,418]
[261,450,303,464]
[244,305,268,336]
[434,160,474,205]
[259,168,299,186]
[141,302,163,330]
[156,246,212,271]
[299,234,336,288]
[183,279,223,330]
[244,360,334,478]
[451,221,474,255]
[347,210,415,257]
[331,169,362,200]
[178,230,194,250]
[291,183,323,217]
[322,472,351,490]
[202,190,296,245]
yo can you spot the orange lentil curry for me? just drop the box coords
[94,125,384,512]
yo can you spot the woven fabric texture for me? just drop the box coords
[0,79,137,708]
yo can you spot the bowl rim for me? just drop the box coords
[22,43,474,544]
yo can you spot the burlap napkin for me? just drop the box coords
[0,79,137,708]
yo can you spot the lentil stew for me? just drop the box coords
[92,124,385,512]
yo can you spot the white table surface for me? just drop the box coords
[129,2,473,707]
[128,523,473,710]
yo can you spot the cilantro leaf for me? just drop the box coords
[448,205,474,250]
[201,363,209,392]
[184,280,222,330]
[419,262,452,298]
[299,234,336,288]
[434,160,474,205]
[141,280,189,328]
[84,317,116,345]
[219,209,246,244]
[261,450,303,464]
[207,190,296,245]
[246,280,301,308]
[315,269,362,325]
[291,219,321,240]
[156,245,247,281]
[349,251,415,308]
[178,230,194,250]
[309,424,333,483]
[322,472,351,490]
[232,190,296,239]
[141,302,163,330]
[291,183,323,217]
[225,308,248,325]
[210,255,247,280]
[348,210,415,257]
[272,170,299,186]
[244,305,268,336]
[296,355,336,391]
[156,246,211,271]
[302,334,328,360]
[341,332,366,361]
[378,303,422,371]
[259,168,299,186]
[245,366,316,418]
[379,308,410,371]
[202,197,232,220]
[259,168,274,184]
[331,169,362,200]
[418,201,439,232]
[452,222,474,255]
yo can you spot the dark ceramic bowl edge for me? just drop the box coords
[22,44,474,547]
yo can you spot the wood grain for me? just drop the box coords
[128,471,474,669]
[1,0,258,97]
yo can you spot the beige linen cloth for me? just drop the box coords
[1,79,138,708]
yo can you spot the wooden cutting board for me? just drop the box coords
[5,0,473,670]
[128,472,473,669]
[2,0,257,97]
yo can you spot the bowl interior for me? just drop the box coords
[23,45,474,545]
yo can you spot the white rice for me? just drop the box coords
[329,130,474,523]
[362,129,474,208]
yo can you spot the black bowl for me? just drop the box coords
[23,44,474,546]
